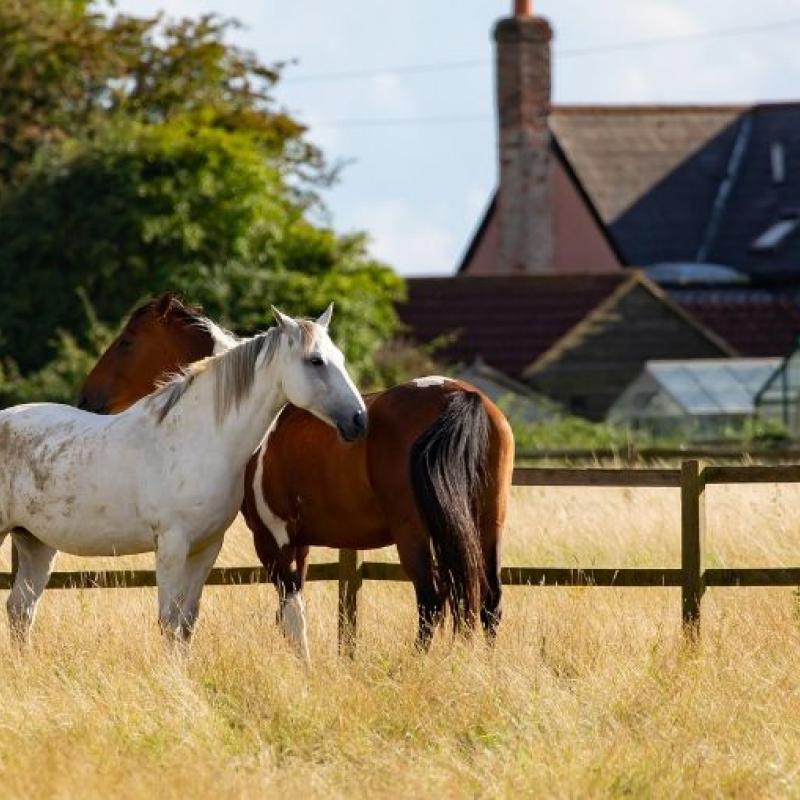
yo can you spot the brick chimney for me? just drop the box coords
[494,0,554,273]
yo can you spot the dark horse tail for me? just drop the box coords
[410,389,489,632]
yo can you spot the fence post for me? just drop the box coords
[680,459,706,635]
[10,540,18,585]
[338,548,362,656]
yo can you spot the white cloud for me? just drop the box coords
[624,1,702,37]
[348,199,459,276]
[366,74,417,117]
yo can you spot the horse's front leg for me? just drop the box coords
[278,589,310,664]
[252,522,311,663]
[154,527,192,643]
[178,534,225,641]
[7,528,56,646]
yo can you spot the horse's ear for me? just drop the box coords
[155,293,176,319]
[271,306,299,337]
[316,302,334,330]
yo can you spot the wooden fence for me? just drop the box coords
[516,444,800,463]
[2,460,800,650]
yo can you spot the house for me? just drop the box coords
[659,284,800,357]
[607,358,781,438]
[398,1,800,421]
[399,272,732,420]
[463,103,800,285]
[462,1,800,288]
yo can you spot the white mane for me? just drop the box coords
[150,330,279,425]
[194,316,239,354]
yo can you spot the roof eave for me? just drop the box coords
[521,271,737,379]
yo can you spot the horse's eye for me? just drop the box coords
[118,339,133,353]
[308,355,324,367]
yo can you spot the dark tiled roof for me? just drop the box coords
[709,104,800,278]
[398,274,629,376]
[673,288,800,357]
[551,105,744,228]
[483,103,800,279]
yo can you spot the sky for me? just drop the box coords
[114,1,800,276]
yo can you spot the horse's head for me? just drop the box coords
[78,293,217,414]
[272,304,367,442]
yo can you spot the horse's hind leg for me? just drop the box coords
[479,411,514,644]
[479,475,510,643]
[7,528,56,645]
[394,525,442,652]
[480,539,503,643]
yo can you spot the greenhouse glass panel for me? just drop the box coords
[755,346,800,434]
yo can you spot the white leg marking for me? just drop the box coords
[280,591,310,664]
[251,440,290,548]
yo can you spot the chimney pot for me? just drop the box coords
[515,0,532,16]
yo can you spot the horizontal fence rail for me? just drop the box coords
[0,563,342,593]
[516,445,800,462]
[512,467,681,487]
[2,460,800,648]
[703,464,800,484]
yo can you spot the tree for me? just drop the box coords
[0,1,403,389]
[0,1,325,195]
[0,290,115,407]
[0,115,403,378]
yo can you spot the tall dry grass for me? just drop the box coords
[1,483,800,797]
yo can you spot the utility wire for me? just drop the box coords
[285,58,486,84]
[283,17,800,85]
[560,17,800,56]
[313,113,489,129]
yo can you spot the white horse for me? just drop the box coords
[0,304,366,643]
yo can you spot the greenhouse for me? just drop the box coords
[608,358,781,438]
[754,344,800,434]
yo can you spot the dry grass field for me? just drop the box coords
[2,481,800,797]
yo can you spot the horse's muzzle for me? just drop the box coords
[337,409,368,442]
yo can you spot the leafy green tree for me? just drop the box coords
[0,116,402,377]
[0,1,404,390]
[0,1,324,194]
[0,290,115,406]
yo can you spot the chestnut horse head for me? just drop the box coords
[78,293,229,413]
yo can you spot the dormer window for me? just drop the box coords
[771,141,786,184]
[751,211,800,252]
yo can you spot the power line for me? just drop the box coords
[313,113,489,129]
[559,17,800,56]
[283,17,800,85]
[286,59,486,85]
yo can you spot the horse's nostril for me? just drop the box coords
[353,410,367,433]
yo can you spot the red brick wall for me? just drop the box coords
[494,13,554,273]
[464,159,622,275]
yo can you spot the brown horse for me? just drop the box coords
[79,294,515,656]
